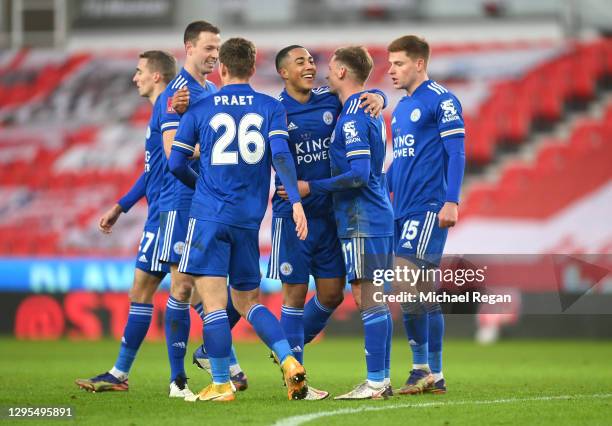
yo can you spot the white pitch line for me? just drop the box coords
[273,393,612,426]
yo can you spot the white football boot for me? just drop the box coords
[334,381,387,400]
[169,375,195,398]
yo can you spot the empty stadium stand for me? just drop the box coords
[0,39,611,256]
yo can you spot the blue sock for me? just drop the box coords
[247,304,293,363]
[385,311,393,380]
[196,295,241,371]
[402,310,429,367]
[361,306,389,383]
[203,310,231,384]
[229,346,239,367]
[113,302,153,374]
[193,302,205,321]
[303,295,334,344]
[165,296,190,382]
[280,305,304,363]
[428,307,444,374]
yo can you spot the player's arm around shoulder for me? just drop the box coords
[171,86,190,115]
[359,89,387,117]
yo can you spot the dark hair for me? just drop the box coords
[387,35,430,64]
[275,45,305,71]
[219,37,256,79]
[139,50,177,84]
[333,46,373,84]
[183,20,220,46]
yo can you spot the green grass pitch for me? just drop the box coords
[1,337,611,425]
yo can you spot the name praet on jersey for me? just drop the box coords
[213,95,254,106]
[295,137,330,164]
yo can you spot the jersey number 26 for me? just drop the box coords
[210,112,265,165]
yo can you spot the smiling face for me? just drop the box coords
[132,58,156,98]
[278,47,316,92]
[186,31,221,78]
[387,50,424,93]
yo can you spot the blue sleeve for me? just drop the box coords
[160,89,181,134]
[171,110,198,155]
[117,173,146,212]
[310,157,370,195]
[386,161,394,194]
[367,88,388,109]
[436,94,465,141]
[169,109,199,189]
[268,101,290,141]
[435,94,466,203]
[169,150,198,189]
[443,138,465,203]
[271,138,301,204]
[342,117,372,161]
[268,101,301,204]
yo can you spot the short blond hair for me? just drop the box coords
[333,46,373,84]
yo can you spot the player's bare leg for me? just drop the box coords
[75,268,162,393]
[283,282,308,309]
[394,256,437,395]
[313,277,345,313]
[130,268,162,303]
[169,264,195,302]
[335,279,389,400]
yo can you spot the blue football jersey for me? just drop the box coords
[172,83,289,230]
[272,87,342,219]
[143,95,165,227]
[389,80,465,218]
[158,68,217,212]
[329,91,393,238]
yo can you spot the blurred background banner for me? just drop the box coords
[0,0,611,341]
[70,0,175,29]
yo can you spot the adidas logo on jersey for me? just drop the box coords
[288,122,299,131]
[408,339,418,346]
[138,254,148,263]
[291,346,303,353]
[172,341,186,349]
[391,116,397,124]
[402,241,413,249]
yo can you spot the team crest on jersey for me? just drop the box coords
[323,111,334,125]
[146,126,151,139]
[440,99,460,123]
[343,120,361,144]
[280,262,293,276]
[173,241,185,255]
[410,108,421,122]
[166,97,175,113]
